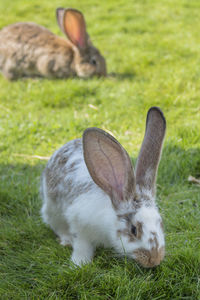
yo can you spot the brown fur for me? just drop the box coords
[134,243,165,268]
[0,19,106,80]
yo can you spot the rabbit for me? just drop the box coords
[41,107,166,267]
[0,8,106,80]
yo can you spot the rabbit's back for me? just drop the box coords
[0,22,54,45]
[0,22,73,79]
[42,138,96,207]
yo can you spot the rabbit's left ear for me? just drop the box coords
[56,8,87,49]
[83,128,136,209]
[135,107,166,197]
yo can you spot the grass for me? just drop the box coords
[0,0,200,299]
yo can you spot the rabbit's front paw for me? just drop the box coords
[71,238,94,266]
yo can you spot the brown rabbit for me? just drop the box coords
[0,8,107,80]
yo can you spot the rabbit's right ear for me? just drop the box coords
[135,107,166,198]
[56,8,87,49]
[83,128,136,210]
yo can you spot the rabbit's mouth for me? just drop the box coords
[133,246,165,268]
[75,61,106,78]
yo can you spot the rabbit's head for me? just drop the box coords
[83,107,166,267]
[56,8,107,77]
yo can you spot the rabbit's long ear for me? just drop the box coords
[135,107,166,197]
[83,128,136,209]
[56,8,87,49]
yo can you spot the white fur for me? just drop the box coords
[134,206,165,249]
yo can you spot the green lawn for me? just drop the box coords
[0,0,200,299]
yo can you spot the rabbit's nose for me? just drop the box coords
[149,246,165,267]
[134,246,165,268]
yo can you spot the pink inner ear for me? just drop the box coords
[95,153,125,200]
[64,10,87,48]
[83,130,134,203]
[83,128,136,208]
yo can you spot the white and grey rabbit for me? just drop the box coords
[0,8,106,80]
[41,107,166,267]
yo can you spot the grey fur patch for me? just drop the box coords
[45,165,94,204]
[67,161,79,174]
[43,138,93,204]
[73,138,82,149]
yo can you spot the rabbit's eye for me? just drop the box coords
[131,225,137,236]
[91,58,97,66]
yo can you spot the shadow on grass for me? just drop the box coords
[158,142,200,188]
[108,71,136,80]
[0,161,45,217]
[1,71,136,83]
[1,73,109,82]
